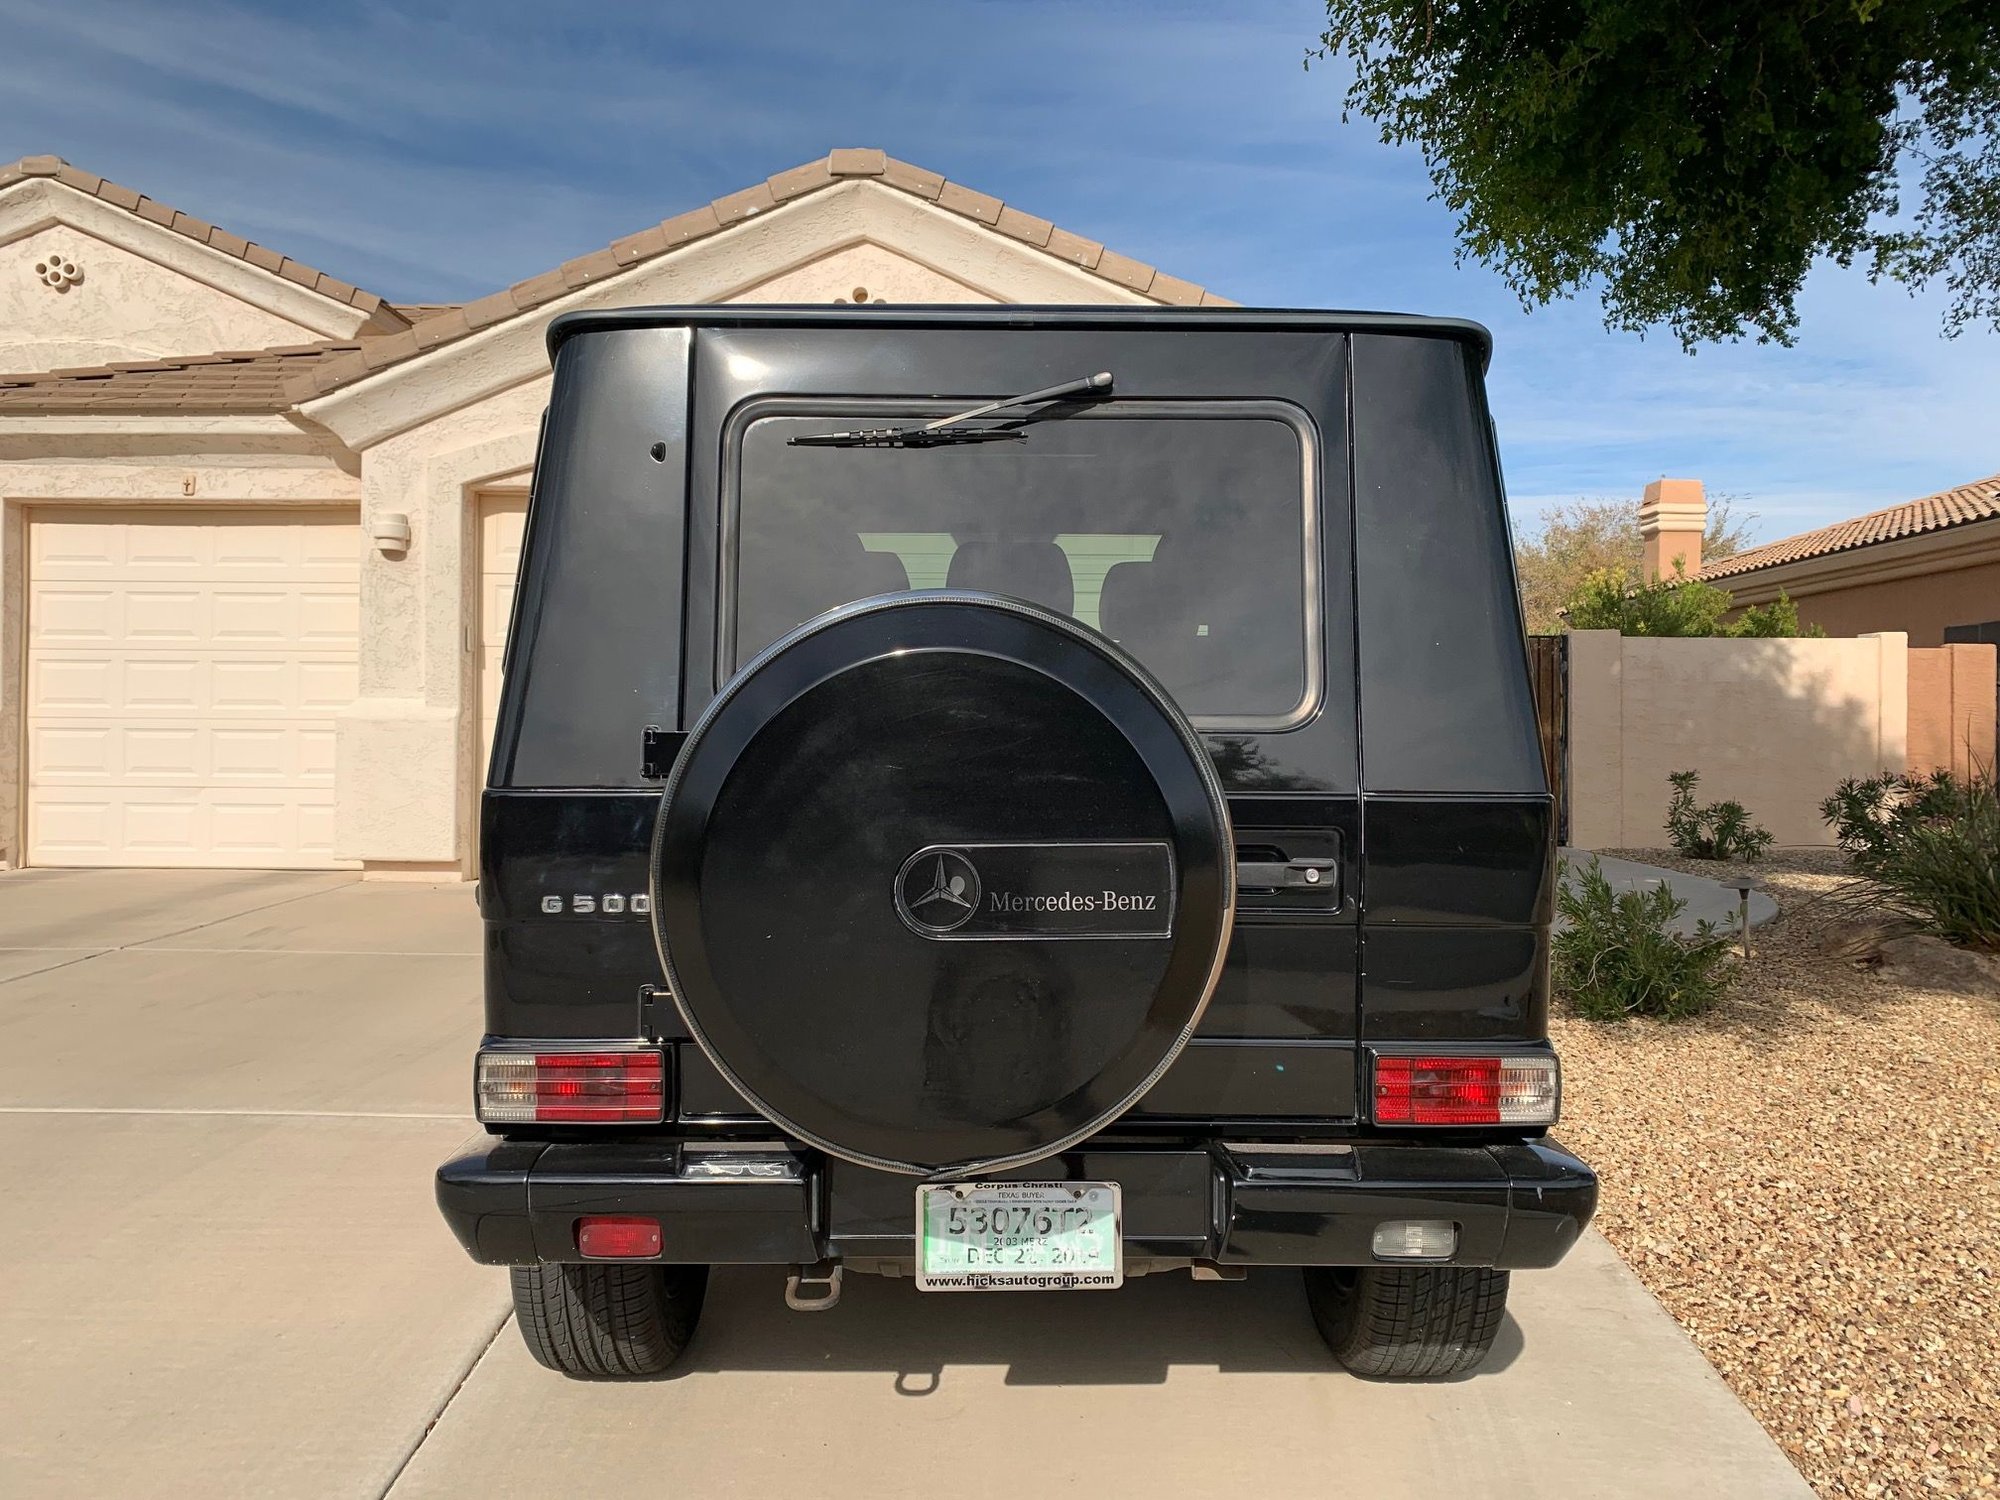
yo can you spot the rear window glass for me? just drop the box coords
[728,404,1317,726]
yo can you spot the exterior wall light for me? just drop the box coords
[370,512,412,553]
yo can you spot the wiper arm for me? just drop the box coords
[789,425,1026,449]
[789,370,1114,448]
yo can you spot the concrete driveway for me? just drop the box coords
[0,870,1811,1500]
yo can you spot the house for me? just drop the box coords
[0,150,1228,873]
[1695,472,2000,648]
[1645,473,1999,776]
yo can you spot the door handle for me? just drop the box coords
[1235,858,1339,895]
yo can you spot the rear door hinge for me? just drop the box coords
[638,983,672,1042]
[641,726,685,781]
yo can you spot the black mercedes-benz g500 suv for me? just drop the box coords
[436,305,1596,1381]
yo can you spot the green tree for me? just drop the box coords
[1310,2,2000,344]
[1515,496,1752,631]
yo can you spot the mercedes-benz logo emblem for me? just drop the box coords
[895,848,982,935]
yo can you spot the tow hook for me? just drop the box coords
[785,1259,844,1311]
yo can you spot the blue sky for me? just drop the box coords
[3,0,1994,544]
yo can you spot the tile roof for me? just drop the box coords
[1699,473,2000,581]
[0,343,364,413]
[286,148,1236,403]
[0,155,409,334]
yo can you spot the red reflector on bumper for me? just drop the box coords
[1372,1054,1559,1126]
[577,1215,662,1259]
[475,1049,666,1124]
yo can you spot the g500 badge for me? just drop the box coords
[540,892,650,916]
[894,843,1174,940]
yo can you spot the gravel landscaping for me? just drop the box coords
[1552,849,1999,1499]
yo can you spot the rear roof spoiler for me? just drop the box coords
[546,305,1495,372]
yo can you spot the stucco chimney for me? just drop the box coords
[1639,478,1706,580]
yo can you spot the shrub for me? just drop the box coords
[1554,858,1738,1021]
[1820,768,2000,950]
[1562,562,1823,638]
[1564,564,1731,635]
[1665,770,1774,861]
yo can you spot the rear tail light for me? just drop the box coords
[577,1216,662,1259]
[476,1048,666,1124]
[1372,1054,1558,1126]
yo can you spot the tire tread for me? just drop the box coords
[510,1263,706,1378]
[1306,1264,1509,1379]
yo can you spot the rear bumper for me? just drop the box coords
[436,1136,1596,1271]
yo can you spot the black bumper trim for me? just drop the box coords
[435,1136,1596,1270]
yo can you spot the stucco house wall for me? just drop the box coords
[1781,558,2000,646]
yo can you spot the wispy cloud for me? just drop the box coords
[1,0,1993,538]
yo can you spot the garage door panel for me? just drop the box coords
[30,797,116,858]
[30,655,118,708]
[125,727,203,779]
[299,589,361,644]
[211,590,292,642]
[26,509,359,868]
[31,726,114,778]
[300,659,359,709]
[29,586,119,642]
[126,589,205,641]
[121,658,203,710]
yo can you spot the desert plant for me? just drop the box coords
[1554,858,1738,1021]
[1820,768,2000,950]
[1665,770,1774,861]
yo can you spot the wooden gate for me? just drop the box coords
[1526,634,1569,844]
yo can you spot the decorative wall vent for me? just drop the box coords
[33,253,83,292]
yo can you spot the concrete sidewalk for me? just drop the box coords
[1559,849,1780,935]
[0,869,1812,1500]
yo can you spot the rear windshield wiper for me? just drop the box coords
[789,371,1114,448]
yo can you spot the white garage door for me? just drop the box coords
[478,491,529,781]
[25,509,360,868]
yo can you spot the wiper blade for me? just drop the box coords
[789,425,1025,449]
[789,370,1113,448]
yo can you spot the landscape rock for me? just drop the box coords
[1874,934,2000,996]
[1820,913,1923,964]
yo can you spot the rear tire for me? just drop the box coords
[510,1263,708,1378]
[1305,1265,1509,1378]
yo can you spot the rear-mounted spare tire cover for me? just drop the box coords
[650,594,1234,1177]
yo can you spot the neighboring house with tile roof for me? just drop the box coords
[1693,473,2000,648]
[1667,474,2000,776]
[0,149,1231,872]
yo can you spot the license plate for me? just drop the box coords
[915,1180,1122,1291]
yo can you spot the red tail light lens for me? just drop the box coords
[577,1215,663,1259]
[476,1049,666,1124]
[1372,1054,1558,1126]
